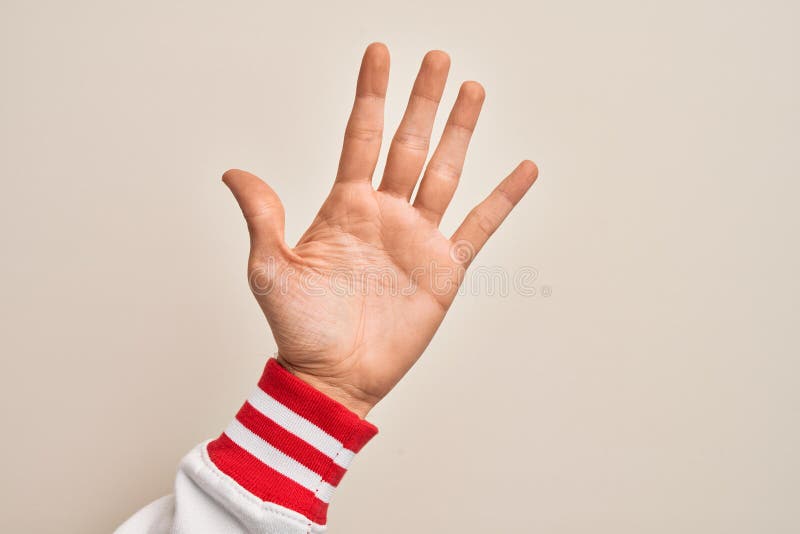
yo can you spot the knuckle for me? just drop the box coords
[427,160,463,182]
[468,208,498,237]
[344,121,383,143]
[495,186,515,206]
[393,130,430,151]
[411,92,442,105]
[448,122,476,135]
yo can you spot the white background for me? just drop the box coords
[1,1,798,532]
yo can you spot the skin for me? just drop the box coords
[223,43,538,417]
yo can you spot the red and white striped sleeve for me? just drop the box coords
[115,358,378,534]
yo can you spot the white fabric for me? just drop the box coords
[223,419,337,502]
[246,387,356,468]
[114,442,327,534]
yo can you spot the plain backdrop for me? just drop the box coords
[1,1,798,533]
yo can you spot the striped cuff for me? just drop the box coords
[206,358,378,526]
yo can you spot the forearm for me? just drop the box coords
[115,359,377,533]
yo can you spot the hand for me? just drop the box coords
[223,43,538,417]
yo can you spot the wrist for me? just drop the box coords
[276,357,377,418]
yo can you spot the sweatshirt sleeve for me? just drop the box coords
[114,358,378,534]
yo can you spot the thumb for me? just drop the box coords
[222,169,286,251]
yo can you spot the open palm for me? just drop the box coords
[223,43,538,416]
